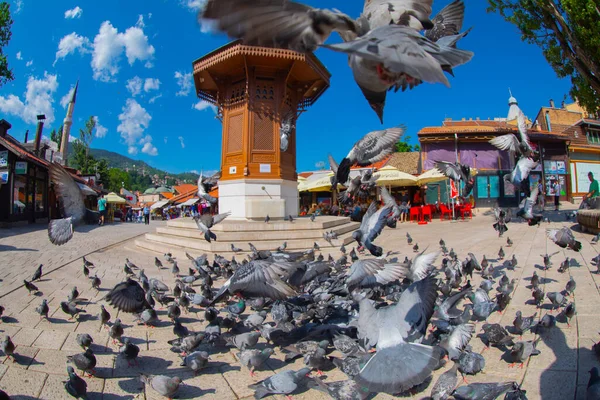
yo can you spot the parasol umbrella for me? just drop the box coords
[417,169,448,186]
[105,192,127,204]
[374,165,418,187]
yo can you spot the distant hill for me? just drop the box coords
[68,147,201,183]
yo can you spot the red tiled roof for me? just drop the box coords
[173,184,197,194]
[298,172,314,178]
[170,188,198,204]
[161,192,174,199]
[0,134,49,168]
[442,120,510,128]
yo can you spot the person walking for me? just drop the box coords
[143,204,150,225]
[98,194,107,226]
[552,178,561,211]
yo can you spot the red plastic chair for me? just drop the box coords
[460,204,473,220]
[439,204,452,221]
[422,206,432,222]
[409,207,421,222]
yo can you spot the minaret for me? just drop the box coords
[59,80,78,166]
[507,88,520,121]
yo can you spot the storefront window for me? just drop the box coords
[12,175,27,215]
[35,179,45,212]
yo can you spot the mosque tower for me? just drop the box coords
[507,88,520,121]
[59,80,78,166]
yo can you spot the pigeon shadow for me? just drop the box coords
[77,314,98,323]
[10,352,39,368]
[0,244,38,252]
[47,317,74,324]
[1,316,18,324]
[112,377,144,398]
[177,386,216,399]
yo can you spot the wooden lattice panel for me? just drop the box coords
[253,114,274,151]
[227,80,247,105]
[227,113,243,153]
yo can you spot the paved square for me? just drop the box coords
[0,209,598,399]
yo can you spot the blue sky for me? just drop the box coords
[1,0,573,174]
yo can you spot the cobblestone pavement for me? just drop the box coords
[0,207,598,399]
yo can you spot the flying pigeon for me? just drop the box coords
[47,162,100,245]
[333,127,405,187]
[193,211,231,242]
[105,279,151,313]
[352,201,393,257]
[547,227,582,251]
[435,161,474,197]
[197,173,217,204]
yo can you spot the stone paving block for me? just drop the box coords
[0,325,21,338]
[176,371,237,400]
[29,349,71,375]
[38,373,105,400]
[102,376,143,400]
[522,369,576,399]
[0,367,48,398]
[11,327,41,347]
[529,326,578,372]
[61,331,112,354]
[33,329,69,350]
[576,337,600,384]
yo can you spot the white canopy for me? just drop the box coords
[374,165,418,187]
[150,200,169,210]
[181,198,199,206]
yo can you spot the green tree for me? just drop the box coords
[71,140,96,174]
[107,168,131,193]
[488,0,600,114]
[79,116,96,158]
[95,159,110,187]
[50,124,63,146]
[0,2,14,87]
[395,135,421,153]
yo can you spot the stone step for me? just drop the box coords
[167,215,353,232]
[142,230,355,253]
[154,221,360,241]
[133,239,346,262]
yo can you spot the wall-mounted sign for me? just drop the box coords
[15,161,27,174]
[556,161,566,174]
[0,151,7,168]
[544,161,557,174]
[259,164,271,173]
[0,170,8,184]
[229,166,237,174]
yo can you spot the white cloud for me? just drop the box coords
[26,60,33,67]
[16,51,22,60]
[64,6,83,19]
[91,21,155,82]
[174,71,192,96]
[182,0,207,10]
[93,116,108,138]
[55,32,91,65]
[142,141,158,156]
[136,14,145,28]
[193,100,216,113]
[144,78,160,92]
[60,85,75,108]
[117,99,152,155]
[178,136,185,149]
[13,0,23,14]
[0,72,58,125]
[126,76,142,96]
[149,94,162,104]
[68,135,78,143]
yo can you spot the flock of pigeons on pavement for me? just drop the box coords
[14,0,597,399]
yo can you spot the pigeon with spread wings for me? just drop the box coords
[197,173,217,205]
[333,126,405,189]
[47,162,100,245]
[105,279,151,313]
[516,185,543,226]
[547,227,582,252]
[434,160,474,198]
[352,201,393,257]
[193,212,231,242]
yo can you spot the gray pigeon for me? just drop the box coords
[453,381,518,400]
[36,299,49,320]
[61,301,85,320]
[193,212,231,242]
[140,374,182,399]
[1,336,15,361]
[67,348,97,377]
[47,163,100,245]
[547,292,567,311]
[509,338,541,368]
[76,333,93,350]
[354,276,442,394]
[237,348,274,376]
[64,365,87,399]
[547,227,582,251]
[119,338,140,367]
[248,367,311,399]
[430,363,458,400]
[180,351,210,375]
[226,331,261,351]
[457,349,485,377]
[513,311,537,336]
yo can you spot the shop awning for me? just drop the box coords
[374,166,418,187]
[105,192,127,204]
[77,182,98,196]
[181,198,199,206]
[150,200,169,210]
